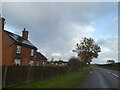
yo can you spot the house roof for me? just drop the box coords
[36,52,47,61]
[4,30,37,49]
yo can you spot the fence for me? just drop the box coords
[2,66,74,88]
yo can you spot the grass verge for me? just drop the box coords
[14,66,90,88]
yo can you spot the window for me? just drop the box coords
[31,49,34,56]
[36,61,39,66]
[16,45,21,53]
[42,61,45,65]
[14,59,21,66]
[29,60,34,66]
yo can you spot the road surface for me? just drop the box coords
[77,66,119,88]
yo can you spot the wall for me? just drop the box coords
[2,31,14,65]
[21,46,31,66]
[21,47,37,66]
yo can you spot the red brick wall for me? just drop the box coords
[21,47,37,66]
[2,31,14,65]
[21,46,30,66]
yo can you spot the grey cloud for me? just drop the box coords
[2,2,118,61]
[94,37,118,64]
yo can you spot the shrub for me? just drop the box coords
[68,57,81,70]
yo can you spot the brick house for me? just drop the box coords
[36,52,47,66]
[0,17,38,66]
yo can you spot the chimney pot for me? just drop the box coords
[22,28,29,40]
[23,28,25,31]
[0,17,5,30]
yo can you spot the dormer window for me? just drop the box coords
[31,49,34,56]
[16,45,21,53]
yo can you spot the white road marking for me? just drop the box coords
[112,73,119,78]
[107,71,119,78]
[107,71,110,74]
[90,71,92,74]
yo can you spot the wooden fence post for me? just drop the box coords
[0,66,2,89]
[3,66,7,88]
[27,66,30,83]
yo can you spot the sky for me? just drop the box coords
[1,2,118,64]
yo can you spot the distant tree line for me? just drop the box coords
[107,60,115,64]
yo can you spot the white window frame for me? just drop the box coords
[31,49,34,56]
[42,61,45,65]
[36,61,39,66]
[14,59,21,66]
[29,60,34,66]
[16,45,21,54]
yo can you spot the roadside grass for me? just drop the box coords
[14,66,90,88]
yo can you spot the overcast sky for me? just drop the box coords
[1,2,118,64]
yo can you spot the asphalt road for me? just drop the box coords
[77,66,119,88]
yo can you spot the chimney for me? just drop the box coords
[22,28,29,40]
[0,17,5,30]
